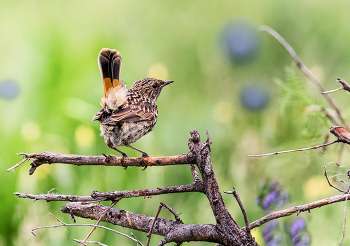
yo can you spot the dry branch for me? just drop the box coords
[61,202,220,244]
[260,25,348,130]
[8,152,194,175]
[246,193,350,230]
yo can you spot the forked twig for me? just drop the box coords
[160,202,182,223]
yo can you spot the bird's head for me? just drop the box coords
[130,78,174,100]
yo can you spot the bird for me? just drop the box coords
[92,48,173,161]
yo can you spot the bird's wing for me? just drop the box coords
[92,108,104,121]
[102,102,155,124]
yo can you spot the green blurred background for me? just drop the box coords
[2,1,350,245]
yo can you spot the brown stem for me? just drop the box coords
[260,25,349,130]
[8,152,194,175]
[146,204,164,246]
[224,188,250,234]
[61,202,220,244]
[91,182,204,201]
[246,193,350,230]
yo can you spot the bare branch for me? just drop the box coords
[130,232,145,246]
[324,166,345,193]
[7,154,29,172]
[146,204,164,246]
[249,140,338,157]
[339,192,348,246]
[24,222,141,244]
[72,239,108,246]
[260,25,348,130]
[91,182,204,201]
[322,78,350,94]
[61,202,220,244]
[14,192,99,202]
[8,152,194,175]
[81,200,119,246]
[224,188,250,234]
[160,202,182,223]
[246,193,350,230]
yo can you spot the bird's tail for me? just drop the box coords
[98,48,122,98]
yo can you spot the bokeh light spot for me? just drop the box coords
[0,80,20,99]
[75,125,95,148]
[303,176,332,199]
[240,85,269,111]
[21,121,41,142]
[213,101,234,123]
[221,20,261,63]
[148,63,169,81]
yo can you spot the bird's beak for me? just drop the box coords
[163,80,174,86]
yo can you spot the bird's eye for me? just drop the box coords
[152,83,157,88]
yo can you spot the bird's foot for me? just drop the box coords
[140,153,149,170]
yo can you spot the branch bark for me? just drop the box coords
[8,152,194,175]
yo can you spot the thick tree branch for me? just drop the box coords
[246,193,350,230]
[8,152,194,175]
[61,202,221,244]
[188,130,257,246]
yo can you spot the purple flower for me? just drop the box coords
[289,218,311,246]
[263,221,282,246]
[257,181,289,212]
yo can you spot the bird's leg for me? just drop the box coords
[126,144,149,168]
[106,140,128,168]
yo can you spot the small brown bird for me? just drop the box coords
[92,48,173,159]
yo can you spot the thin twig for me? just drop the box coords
[24,223,140,244]
[339,192,348,246]
[224,188,250,234]
[7,155,29,172]
[130,232,145,246]
[322,87,344,94]
[249,140,338,157]
[323,78,350,94]
[324,166,345,192]
[145,204,164,246]
[49,213,67,231]
[72,239,108,246]
[260,25,348,130]
[245,193,350,230]
[160,202,182,223]
[81,200,118,246]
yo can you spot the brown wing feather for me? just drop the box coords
[92,108,104,121]
[102,102,155,125]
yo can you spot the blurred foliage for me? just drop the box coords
[1,1,350,245]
